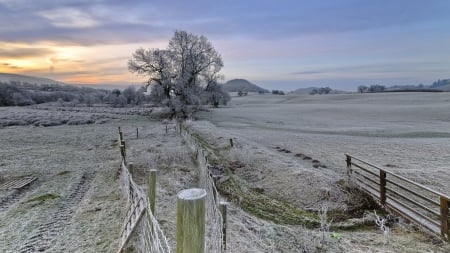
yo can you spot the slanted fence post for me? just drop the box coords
[219,201,228,251]
[380,170,387,205]
[345,155,352,180]
[148,169,157,215]
[440,196,449,241]
[177,188,206,253]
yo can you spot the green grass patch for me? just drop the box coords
[220,175,319,227]
[56,170,71,176]
[26,193,60,203]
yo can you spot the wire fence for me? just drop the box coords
[178,121,225,252]
[117,129,171,253]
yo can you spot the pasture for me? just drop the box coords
[1,92,450,252]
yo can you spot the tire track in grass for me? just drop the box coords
[19,172,94,253]
[0,181,38,212]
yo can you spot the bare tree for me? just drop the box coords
[128,30,225,118]
[357,85,368,93]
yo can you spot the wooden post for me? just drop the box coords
[440,196,449,241]
[120,145,125,160]
[229,138,233,147]
[118,127,123,141]
[148,169,157,215]
[177,188,206,253]
[380,170,386,205]
[136,127,139,139]
[345,155,352,180]
[345,155,351,168]
[219,201,228,251]
[128,162,134,176]
[121,140,126,153]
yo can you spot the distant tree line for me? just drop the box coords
[357,78,450,93]
[238,90,248,96]
[0,80,231,109]
[357,85,386,93]
[309,87,331,95]
[430,79,450,88]
[0,81,154,107]
[271,90,285,95]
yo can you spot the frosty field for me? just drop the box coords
[1,92,450,252]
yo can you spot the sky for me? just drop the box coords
[0,0,449,91]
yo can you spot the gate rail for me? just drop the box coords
[346,154,449,241]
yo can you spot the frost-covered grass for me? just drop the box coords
[0,104,156,128]
[1,92,450,252]
[0,106,113,127]
[193,92,450,252]
[198,92,450,194]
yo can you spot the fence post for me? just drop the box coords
[219,201,228,251]
[148,169,157,215]
[128,162,134,176]
[136,127,139,139]
[345,155,352,180]
[229,138,233,148]
[440,196,449,241]
[120,145,126,161]
[118,127,123,142]
[380,170,386,205]
[121,140,126,154]
[177,188,206,253]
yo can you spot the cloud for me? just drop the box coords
[1,0,449,45]
[0,47,54,58]
[291,71,323,75]
[1,62,22,69]
[39,8,99,28]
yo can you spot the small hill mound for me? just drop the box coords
[0,73,64,85]
[290,87,317,95]
[221,79,269,93]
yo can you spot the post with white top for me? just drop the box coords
[176,188,206,253]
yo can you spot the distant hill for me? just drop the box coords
[0,73,64,85]
[221,79,269,93]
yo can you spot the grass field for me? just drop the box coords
[1,92,449,252]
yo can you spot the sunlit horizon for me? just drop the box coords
[1,0,450,91]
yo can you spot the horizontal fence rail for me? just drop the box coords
[346,154,449,241]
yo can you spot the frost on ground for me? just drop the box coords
[1,93,450,252]
[0,104,155,128]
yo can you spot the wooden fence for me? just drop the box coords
[346,154,449,241]
[117,128,170,253]
[117,125,227,253]
[117,162,148,252]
